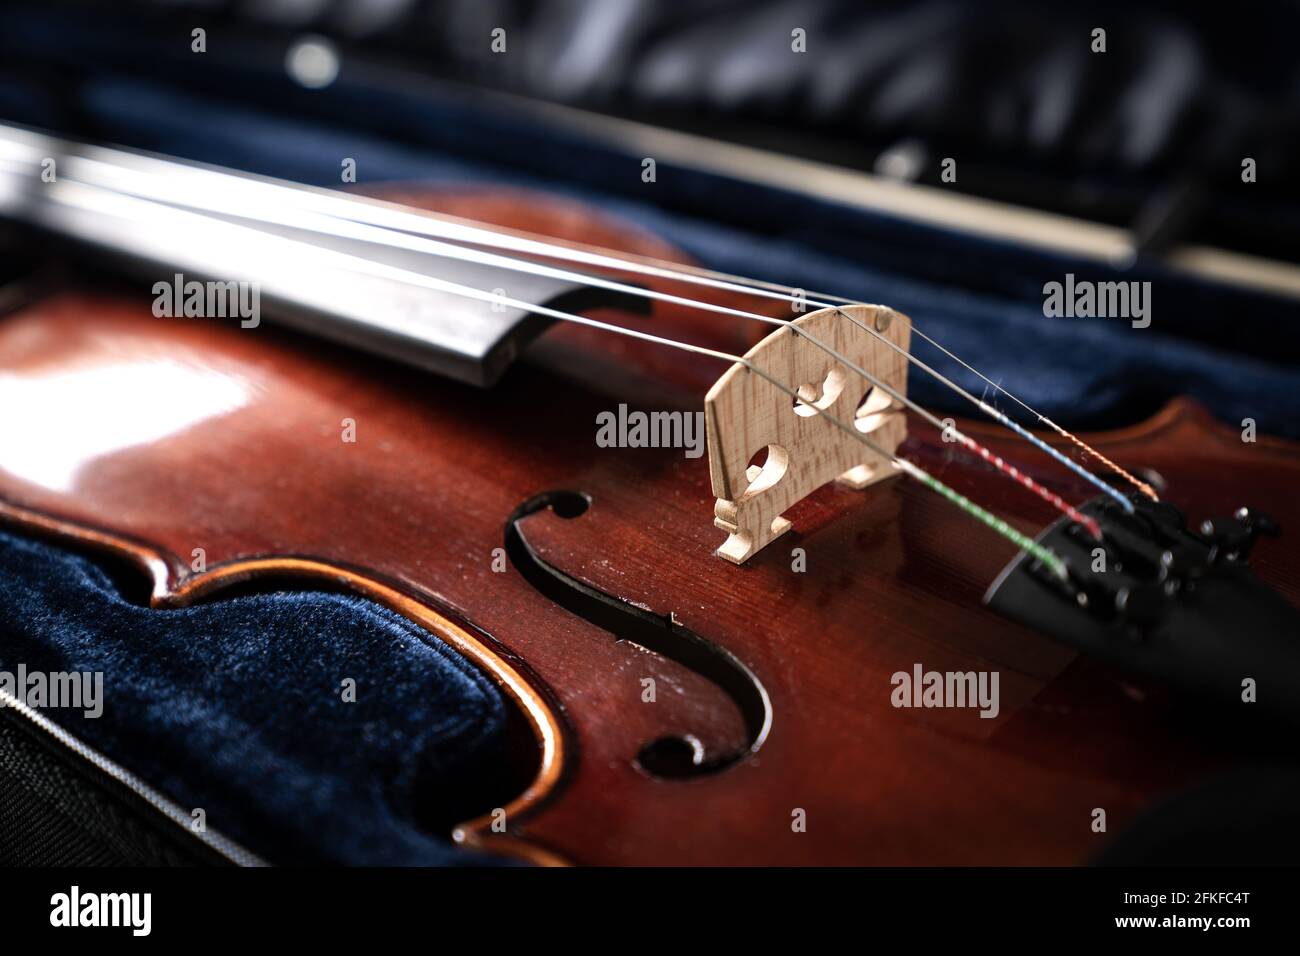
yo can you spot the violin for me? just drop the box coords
[2,122,1299,867]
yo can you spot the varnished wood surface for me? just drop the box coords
[0,190,1297,865]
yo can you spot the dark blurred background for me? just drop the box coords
[5,0,1297,261]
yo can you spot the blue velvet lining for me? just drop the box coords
[0,529,509,865]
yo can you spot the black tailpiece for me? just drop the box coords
[985,495,1300,725]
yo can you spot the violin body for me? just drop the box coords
[2,188,1298,866]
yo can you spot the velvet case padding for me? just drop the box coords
[0,529,513,865]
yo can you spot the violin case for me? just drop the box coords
[1,1,1299,865]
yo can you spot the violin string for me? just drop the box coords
[38,176,1070,579]
[740,366,1071,581]
[840,305,1158,502]
[56,152,1147,505]
[257,177,1149,503]
[53,161,1109,533]
[520,231,1154,504]
[776,322,1102,539]
[393,217,1159,503]
[320,202,1142,512]
[827,308,1136,516]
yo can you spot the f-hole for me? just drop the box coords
[504,490,772,779]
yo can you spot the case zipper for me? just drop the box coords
[0,688,267,867]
